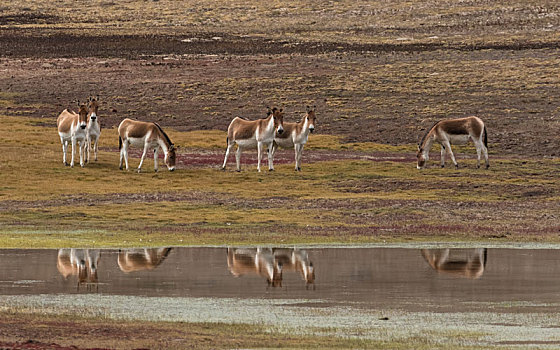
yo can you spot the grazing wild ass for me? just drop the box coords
[227,247,284,288]
[118,119,177,172]
[84,96,101,163]
[421,248,487,279]
[118,248,172,273]
[57,102,89,167]
[222,107,284,172]
[270,106,317,171]
[417,116,489,169]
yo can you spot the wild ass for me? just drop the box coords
[270,106,317,171]
[84,96,101,163]
[118,118,177,172]
[417,116,489,169]
[117,248,172,273]
[57,102,89,167]
[421,248,487,279]
[222,107,284,172]
[227,247,283,288]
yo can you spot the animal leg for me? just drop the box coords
[267,142,274,171]
[443,141,458,168]
[70,138,76,168]
[79,140,85,167]
[84,137,90,164]
[222,143,233,170]
[93,136,98,161]
[297,144,304,171]
[474,140,483,168]
[482,144,489,169]
[235,146,242,172]
[440,145,446,168]
[153,147,159,172]
[257,142,263,172]
[137,144,149,173]
[123,143,130,170]
[61,138,68,166]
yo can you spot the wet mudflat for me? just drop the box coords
[2,246,560,347]
[1,247,560,311]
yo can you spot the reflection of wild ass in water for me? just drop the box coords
[417,116,489,169]
[57,102,89,168]
[270,106,317,171]
[227,248,283,288]
[57,249,100,291]
[421,248,487,279]
[222,107,285,172]
[118,119,177,172]
[273,248,315,289]
[117,248,172,273]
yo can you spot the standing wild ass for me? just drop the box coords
[118,119,177,172]
[222,107,284,172]
[57,102,89,167]
[84,96,101,163]
[417,116,489,169]
[270,106,317,171]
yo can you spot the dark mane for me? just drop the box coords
[153,122,173,146]
[418,120,440,147]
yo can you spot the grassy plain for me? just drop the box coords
[0,113,558,248]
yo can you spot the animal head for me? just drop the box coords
[77,101,88,129]
[270,107,284,135]
[87,95,99,122]
[306,105,317,133]
[416,145,428,169]
[165,144,177,171]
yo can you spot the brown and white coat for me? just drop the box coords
[421,248,487,279]
[118,248,172,273]
[118,118,177,172]
[57,102,89,167]
[222,107,284,172]
[417,116,489,169]
[84,96,101,163]
[227,247,284,288]
[271,106,317,171]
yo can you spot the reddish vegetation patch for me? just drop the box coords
[0,340,102,350]
[114,148,415,168]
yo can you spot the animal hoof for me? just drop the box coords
[236,169,241,172]
[269,168,274,172]
[64,162,69,166]
[221,167,226,171]
[297,167,302,171]
[137,169,141,173]
[441,165,445,168]
[119,166,123,170]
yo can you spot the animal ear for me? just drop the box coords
[279,108,283,113]
[96,94,100,101]
[77,100,81,106]
[306,105,311,112]
[272,107,278,112]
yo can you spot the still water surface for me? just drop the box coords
[1,247,560,312]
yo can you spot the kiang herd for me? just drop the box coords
[57,96,490,172]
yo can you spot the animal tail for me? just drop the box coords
[226,136,229,146]
[119,135,122,150]
[483,126,488,149]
